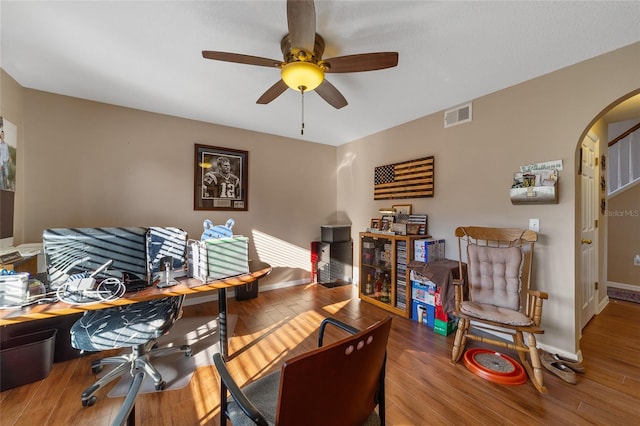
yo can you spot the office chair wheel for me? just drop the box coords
[82,396,97,407]
[181,345,193,357]
[155,380,166,391]
[91,361,103,374]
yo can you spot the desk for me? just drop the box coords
[0,260,271,360]
[0,254,38,276]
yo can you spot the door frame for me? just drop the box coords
[576,89,640,335]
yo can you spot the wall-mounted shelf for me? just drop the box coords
[510,168,558,205]
[510,185,557,204]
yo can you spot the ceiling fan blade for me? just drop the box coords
[202,51,282,68]
[256,80,288,104]
[323,52,399,73]
[287,0,316,52]
[315,80,348,109]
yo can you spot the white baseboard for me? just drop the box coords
[606,281,640,291]
[183,277,312,307]
[597,295,610,315]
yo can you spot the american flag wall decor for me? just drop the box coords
[374,156,434,200]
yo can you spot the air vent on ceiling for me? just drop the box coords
[444,102,473,128]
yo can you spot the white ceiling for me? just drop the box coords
[2,1,639,146]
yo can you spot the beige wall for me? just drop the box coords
[2,77,339,286]
[607,184,640,286]
[2,42,639,357]
[338,42,640,355]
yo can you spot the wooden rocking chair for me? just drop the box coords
[451,226,549,393]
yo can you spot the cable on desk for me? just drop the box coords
[56,277,125,305]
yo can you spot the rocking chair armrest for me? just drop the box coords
[318,317,360,347]
[452,278,465,308]
[528,290,549,300]
[213,353,269,426]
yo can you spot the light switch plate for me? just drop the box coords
[529,219,540,232]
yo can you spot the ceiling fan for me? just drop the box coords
[202,0,399,110]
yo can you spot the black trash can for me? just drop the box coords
[235,282,258,301]
[1,329,57,391]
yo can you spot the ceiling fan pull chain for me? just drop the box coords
[300,88,305,135]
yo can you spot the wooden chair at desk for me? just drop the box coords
[214,316,392,426]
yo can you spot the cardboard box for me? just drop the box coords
[321,225,351,243]
[413,238,445,263]
[206,236,249,280]
[410,269,433,285]
[412,299,435,328]
[434,289,450,322]
[411,280,436,305]
[433,318,458,336]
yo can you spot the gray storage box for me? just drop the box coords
[321,225,351,243]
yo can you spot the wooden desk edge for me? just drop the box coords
[0,264,272,326]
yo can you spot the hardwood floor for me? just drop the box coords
[1,283,639,425]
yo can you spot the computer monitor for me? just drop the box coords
[42,226,189,290]
[42,227,149,289]
[146,226,188,278]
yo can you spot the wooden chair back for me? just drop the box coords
[275,316,392,425]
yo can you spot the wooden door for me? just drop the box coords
[580,132,599,329]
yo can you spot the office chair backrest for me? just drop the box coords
[275,316,392,426]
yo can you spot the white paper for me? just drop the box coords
[520,160,563,172]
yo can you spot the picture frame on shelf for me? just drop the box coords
[370,218,381,229]
[393,204,412,224]
[380,215,394,232]
[392,204,412,216]
[194,144,248,211]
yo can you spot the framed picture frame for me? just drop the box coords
[380,215,394,231]
[370,218,381,229]
[392,204,412,216]
[194,144,248,211]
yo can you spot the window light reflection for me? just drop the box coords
[251,229,310,270]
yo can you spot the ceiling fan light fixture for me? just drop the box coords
[281,61,324,92]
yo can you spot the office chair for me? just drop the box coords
[214,316,392,426]
[70,295,191,425]
[450,226,548,393]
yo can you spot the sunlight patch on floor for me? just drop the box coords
[252,229,310,270]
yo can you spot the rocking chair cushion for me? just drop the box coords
[459,300,533,326]
[467,244,523,310]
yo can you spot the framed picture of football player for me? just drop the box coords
[194,144,248,211]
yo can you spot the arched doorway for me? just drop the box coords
[577,90,640,331]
